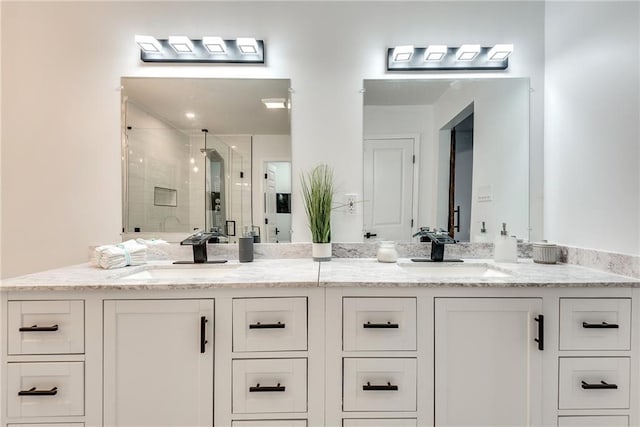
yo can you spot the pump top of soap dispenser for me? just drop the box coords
[500,222,508,236]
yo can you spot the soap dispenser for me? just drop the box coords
[474,221,490,243]
[493,222,518,263]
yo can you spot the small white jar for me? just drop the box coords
[532,240,558,264]
[377,241,398,263]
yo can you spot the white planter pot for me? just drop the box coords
[312,242,332,261]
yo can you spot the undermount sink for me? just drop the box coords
[120,263,241,280]
[397,262,511,278]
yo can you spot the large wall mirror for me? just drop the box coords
[363,78,530,243]
[121,78,292,243]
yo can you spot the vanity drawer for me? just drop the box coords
[560,298,631,351]
[558,416,628,427]
[343,419,417,427]
[232,421,306,427]
[233,298,307,352]
[232,358,307,414]
[343,298,416,351]
[7,362,84,418]
[558,357,630,410]
[8,300,84,355]
[343,358,417,412]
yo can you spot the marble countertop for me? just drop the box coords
[1,258,638,292]
[319,258,640,288]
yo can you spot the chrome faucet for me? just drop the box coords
[174,229,228,264]
[412,227,462,262]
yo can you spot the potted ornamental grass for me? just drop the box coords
[300,164,335,261]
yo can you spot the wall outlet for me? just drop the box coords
[345,193,358,214]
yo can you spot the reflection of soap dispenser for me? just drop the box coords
[494,222,518,263]
[475,221,490,243]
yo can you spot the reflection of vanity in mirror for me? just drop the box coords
[121,78,292,243]
[363,78,530,243]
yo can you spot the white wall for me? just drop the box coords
[1,1,545,277]
[545,2,640,256]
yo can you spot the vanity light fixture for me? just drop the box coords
[386,43,512,71]
[424,45,448,61]
[168,36,194,53]
[261,98,287,109]
[202,36,226,53]
[456,44,481,61]
[392,45,414,62]
[236,37,258,54]
[136,35,264,64]
[135,35,162,53]
[488,44,513,60]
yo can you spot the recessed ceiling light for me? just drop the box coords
[185,112,195,119]
[392,45,414,62]
[237,38,258,54]
[203,36,226,54]
[261,98,287,109]
[424,45,448,61]
[135,35,162,53]
[456,44,481,61]
[488,44,513,60]
[168,36,194,53]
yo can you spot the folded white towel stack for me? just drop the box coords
[93,239,148,269]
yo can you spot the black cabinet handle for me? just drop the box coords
[364,232,378,239]
[534,315,544,351]
[582,321,619,329]
[18,386,58,396]
[363,321,399,329]
[249,383,286,392]
[581,380,618,390]
[362,381,398,391]
[200,316,208,354]
[19,324,59,332]
[249,322,285,329]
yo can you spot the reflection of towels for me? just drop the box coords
[93,240,147,269]
[135,238,169,247]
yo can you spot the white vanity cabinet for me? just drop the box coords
[434,298,543,426]
[103,299,215,427]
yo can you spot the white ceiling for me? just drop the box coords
[122,78,291,135]
[364,79,454,106]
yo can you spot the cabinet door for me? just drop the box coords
[103,299,214,427]
[435,298,543,427]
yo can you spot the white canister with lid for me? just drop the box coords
[377,241,398,263]
[532,240,558,264]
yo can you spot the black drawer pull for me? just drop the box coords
[249,322,285,329]
[363,321,399,329]
[200,316,208,354]
[249,383,286,392]
[19,324,59,332]
[362,381,398,391]
[581,380,618,390]
[582,321,619,329]
[18,386,58,396]
[534,315,544,351]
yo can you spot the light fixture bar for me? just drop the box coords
[138,37,265,64]
[424,45,448,61]
[392,45,414,62]
[168,36,194,53]
[488,44,513,60]
[202,36,226,53]
[135,35,162,53]
[386,45,511,71]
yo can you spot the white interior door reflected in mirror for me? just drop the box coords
[363,137,417,242]
[263,161,292,243]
